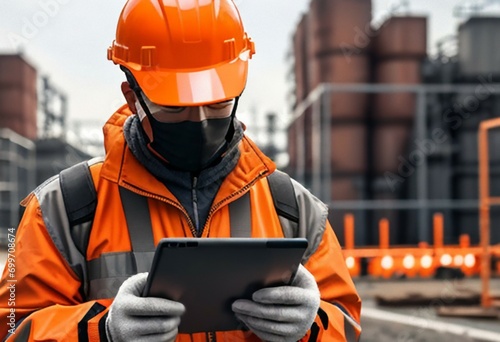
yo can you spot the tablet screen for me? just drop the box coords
[142,237,308,333]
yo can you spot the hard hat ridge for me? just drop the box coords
[108,0,255,106]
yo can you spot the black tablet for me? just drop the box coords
[142,237,308,333]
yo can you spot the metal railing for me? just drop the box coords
[478,117,500,308]
[290,82,500,243]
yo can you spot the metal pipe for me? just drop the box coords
[322,83,500,94]
[415,89,430,242]
[329,199,478,210]
[291,83,500,129]
[311,96,321,196]
[321,87,332,203]
[296,112,306,186]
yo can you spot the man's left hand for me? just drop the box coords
[232,264,321,342]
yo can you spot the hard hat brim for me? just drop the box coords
[127,55,249,107]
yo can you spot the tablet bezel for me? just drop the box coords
[142,237,308,333]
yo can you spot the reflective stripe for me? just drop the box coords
[89,252,137,279]
[87,251,155,299]
[229,191,251,237]
[119,187,155,253]
[88,250,155,279]
[87,252,135,299]
[119,187,156,272]
[88,188,156,299]
[333,304,361,342]
[89,276,130,300]
[87,189,254,299]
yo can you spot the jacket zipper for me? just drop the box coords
[192,176,200,233]
[207,332,216,342]
[121,182,198,237]
[203,170,268,340]
[126,170,268,342]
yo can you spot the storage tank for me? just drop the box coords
[309,0,372,55]
[372,16,427,121]
[458,17,500,79]
[372,17,427,175]
[0,55,38,140]
[293,14,310,105]
[308,0,372,119]
[284,0,370,246]
[371,16,427,244]
[306,0,372,204]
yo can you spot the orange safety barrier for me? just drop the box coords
[366,219,399,279]
[340,118,500,291]
[342,212,483,279]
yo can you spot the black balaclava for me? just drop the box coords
[124,69,239,173]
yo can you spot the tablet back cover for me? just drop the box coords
[143,238,308,333]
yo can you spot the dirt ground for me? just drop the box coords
[356,278,500,342]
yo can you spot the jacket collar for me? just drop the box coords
[100,105,276,204]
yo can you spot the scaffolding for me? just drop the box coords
[289,83,500,246]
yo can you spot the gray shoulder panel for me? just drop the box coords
[32,157,104,295]
[279,178,329,263]
[34,175,88,283]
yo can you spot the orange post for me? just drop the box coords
[343,214,360,277]
[459,234,470,249]
[379,218,390,250]
[429,213,444,278]
[379,218,394,278]
[433,213,444,250]
[344,214,355,251]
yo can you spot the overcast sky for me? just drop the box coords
[1,0,499,142]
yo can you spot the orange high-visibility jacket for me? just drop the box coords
[0,106,362,341]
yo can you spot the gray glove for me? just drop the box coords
[231,264,321,342]
[106,273,185,342]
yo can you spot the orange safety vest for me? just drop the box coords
[0,106,362,341]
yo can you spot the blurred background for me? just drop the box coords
[3,0,500,340]
[2,0,500,249]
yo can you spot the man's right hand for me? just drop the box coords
[106,273,185,342]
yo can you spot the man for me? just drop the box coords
[0,0,361,341]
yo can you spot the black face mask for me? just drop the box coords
[148,116,233,172]
[127,70,239,172]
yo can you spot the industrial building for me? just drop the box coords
[0,54,91,242]
[1,0,500,256]
[3,1,500,339]
[287,0,500,250]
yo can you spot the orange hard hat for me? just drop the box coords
[108,0,256,106]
